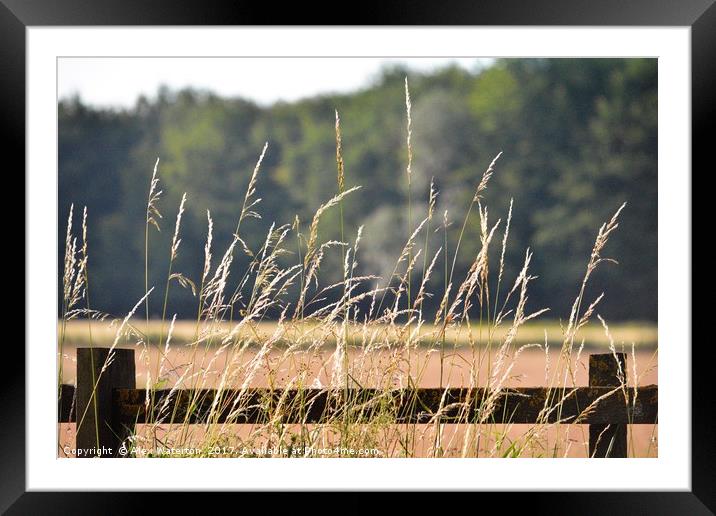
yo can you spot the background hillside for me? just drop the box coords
[58,58,657,322]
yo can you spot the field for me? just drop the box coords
[60,319,657,351]
[58,319,657,458]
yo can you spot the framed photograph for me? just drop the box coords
[8,0,708,511]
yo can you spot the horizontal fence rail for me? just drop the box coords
[57,348,657,458]
[59,385,658,425]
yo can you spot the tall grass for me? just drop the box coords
[58,80,655,458]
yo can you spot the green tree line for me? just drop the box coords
[58,58,657,322]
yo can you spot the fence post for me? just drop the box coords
[588,352,627,458]
[76,347,135,458]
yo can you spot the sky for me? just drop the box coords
[58,57,494,108]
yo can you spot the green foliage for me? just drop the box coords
[58,58,657,321]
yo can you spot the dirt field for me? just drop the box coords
[58,339,657,458]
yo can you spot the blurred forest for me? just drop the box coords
[58,58,657,322]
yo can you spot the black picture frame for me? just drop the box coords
[6,1,708,512]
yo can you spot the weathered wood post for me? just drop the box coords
[76,347,135,458]
[589,352,627,458]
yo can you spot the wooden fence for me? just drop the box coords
[58,348,657,458]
